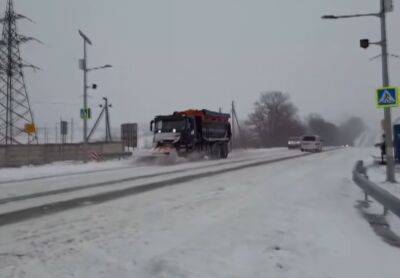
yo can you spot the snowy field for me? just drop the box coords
[1,147,400,277]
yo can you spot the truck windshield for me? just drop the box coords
[155,120,186,132]
[302,136,316,141]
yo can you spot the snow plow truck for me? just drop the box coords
[150,109,232,159]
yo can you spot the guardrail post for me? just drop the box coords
[365,192,369,202]
[353,160,400,220]
[384,206,389,216]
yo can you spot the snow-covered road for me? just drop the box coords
[1,147,399,277]
[0,148,307,217]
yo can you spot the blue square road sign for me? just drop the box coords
[376,87,399,108]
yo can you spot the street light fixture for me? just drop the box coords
[322,0,396,182]
[87,64,113,72]
[322,13,380,20]
[321,15,338,19]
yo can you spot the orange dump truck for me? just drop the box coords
[150,109,232,159]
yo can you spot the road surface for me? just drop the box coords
[0,147,399,277]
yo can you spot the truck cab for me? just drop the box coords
[151,114,196,149]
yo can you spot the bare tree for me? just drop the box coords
[306,114,340,145]
[306,114,366,146]
[248,91,305,147]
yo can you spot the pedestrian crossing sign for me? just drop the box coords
[80,108,91,119]
[376,87,399,108]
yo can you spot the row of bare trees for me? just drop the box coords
[240,91,366,148]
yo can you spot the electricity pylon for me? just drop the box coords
[0,0,40,144]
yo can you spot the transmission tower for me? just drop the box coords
[0,0,40,144]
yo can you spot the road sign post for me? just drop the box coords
[322,0,397,182]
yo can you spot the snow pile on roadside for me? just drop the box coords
[0,159,132,182]
[0,148,288,183]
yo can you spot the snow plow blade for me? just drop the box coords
[134,147,180,165]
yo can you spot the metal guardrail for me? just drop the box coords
[353,160,400,218]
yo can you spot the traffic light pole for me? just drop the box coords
[79,30,92,148]
[322,0,396,182]
[83,39,88,146]
[379,0,396,182]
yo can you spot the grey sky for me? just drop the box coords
[6,0,400,130]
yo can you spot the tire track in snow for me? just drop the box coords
[0,155,279,206]
[0,165,134,185]
[0,153,317,227]
[0,148,341,227]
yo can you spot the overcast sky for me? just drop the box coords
[5,0,400,131]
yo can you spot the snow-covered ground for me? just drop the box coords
[1,147,399,277]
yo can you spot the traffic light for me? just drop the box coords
[360,39,370,49]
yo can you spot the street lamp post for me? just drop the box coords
[78,30,92,147]
[78,30,112,160]
[322,0,396,183]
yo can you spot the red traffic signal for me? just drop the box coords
[360,39,370,49]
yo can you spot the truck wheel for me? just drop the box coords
[220,143,229,159]
[210,144,220,159]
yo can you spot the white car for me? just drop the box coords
[301,135,322,152]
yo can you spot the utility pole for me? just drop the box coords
[78,30,112,160]
[44,126,48,144]
[231,101,241,148]
[70,118,74,143]
[104,97,112,142]
[231,101,235,148]
[322,0,396,182]
[55,123,58,144]
[87,97,113,142]
[379,0,395,182]
[78,30,92,147]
